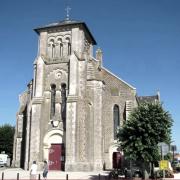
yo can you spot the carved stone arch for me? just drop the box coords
[43,129,63,161]
[55,35,63,42]
[108,144,123,169]
[112,104,121,115]
[55,36,63,57]
[43,129,63,146]
[47,37,56,58]
[65,36,71,41]
[63,34,71,41]
[48,36,56,44]
[61,34,71,56]
[65,36,71,55]
[45,68,68,91]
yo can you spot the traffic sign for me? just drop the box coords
[159,160,169,170]
[158,142,169,156]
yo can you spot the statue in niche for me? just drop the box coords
[49,83,66,129]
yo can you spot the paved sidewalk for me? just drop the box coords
[173,173,180,180]
[0,168,109,180]
[1,168,180,180]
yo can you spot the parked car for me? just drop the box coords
[172,160,180,172]
[0,154,8,167]
[108,167,143,179]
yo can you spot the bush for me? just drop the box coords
[155,169,174,178]
[109,169,125,179]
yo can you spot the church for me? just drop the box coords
[12,16,159,171]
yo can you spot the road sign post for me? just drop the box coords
[158,142,169,179]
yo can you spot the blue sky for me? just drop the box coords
[0,0,180,151]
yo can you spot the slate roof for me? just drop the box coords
[136,95,159,104]
[34,19,97,45]
[102,67,136,90]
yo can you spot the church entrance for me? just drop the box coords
[48,144,65,170]
[112,152,122,169]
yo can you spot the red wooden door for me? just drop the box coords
[113,152,122,169]
[49,144,64,170]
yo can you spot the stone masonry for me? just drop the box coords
[12,19,159,171]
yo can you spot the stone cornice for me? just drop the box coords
[67,95,78,102]
[32,97,44,104]
[87,78,102,82]
[43,56,70,65]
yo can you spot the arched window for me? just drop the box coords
[50,84,56,119]
[57,38,63,57]
[61,83,66,122]
[60,43,63,57]
[113,105,120,139]
[48,39,55,59]
[66,37,71,55]
[68,42,71,55]
[52,44,55,58]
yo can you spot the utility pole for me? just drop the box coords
[171,145,177,161]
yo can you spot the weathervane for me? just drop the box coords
[65,6,71,20]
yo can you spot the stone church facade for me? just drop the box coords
[12,19,159,171]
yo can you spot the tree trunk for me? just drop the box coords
[150,162,155,179]
[142,162,149,180]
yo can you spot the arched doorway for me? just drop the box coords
[43,129,65,170]
[112,152,122,169]
[49,143,65,170]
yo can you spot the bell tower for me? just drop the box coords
[34,19,96,62]
[28,19,99,171]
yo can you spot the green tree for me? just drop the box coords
[117,102,173,177]
[0,124,15,158]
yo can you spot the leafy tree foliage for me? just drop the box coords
[0,124,15,158]
[117,102,173,163]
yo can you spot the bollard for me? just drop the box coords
[2,172,4,180]
[108,172,111,180]
[17,173,19,180]
[66,174,68,180]
[38,174,41,180]
[98,173,101,180]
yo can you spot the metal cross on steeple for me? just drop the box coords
[65,6,71,20]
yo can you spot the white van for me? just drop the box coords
[0,154,8,167]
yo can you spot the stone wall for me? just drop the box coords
[101,68,136,169]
